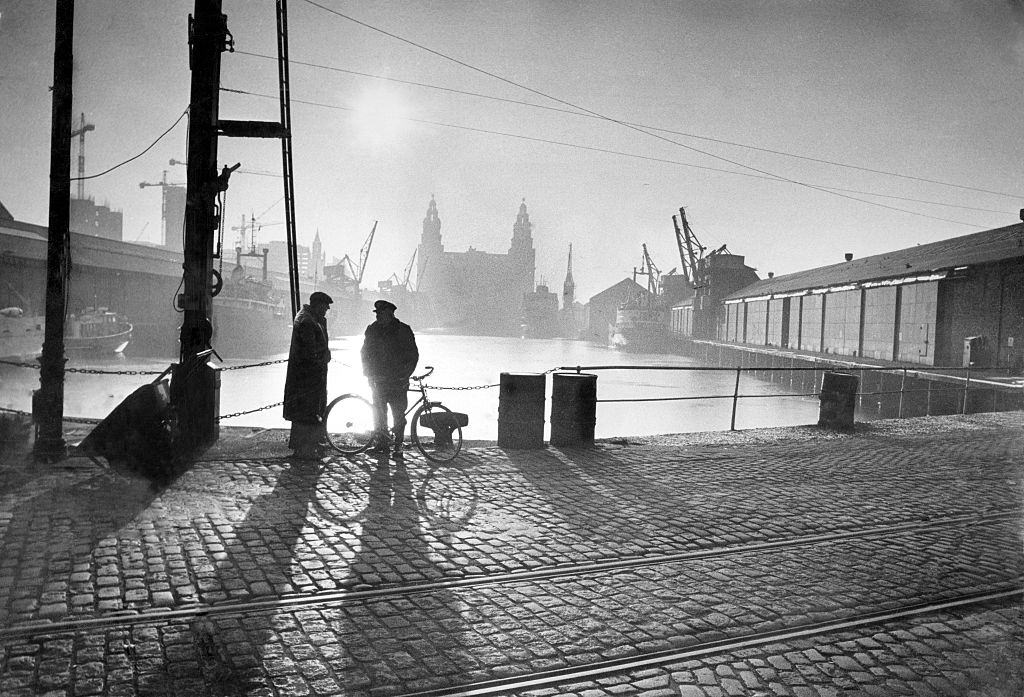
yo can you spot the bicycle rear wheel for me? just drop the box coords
[411,403,464,463]
[324,394,375,455]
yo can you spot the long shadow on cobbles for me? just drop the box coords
[0,468,158,626]
[134,452,479,695]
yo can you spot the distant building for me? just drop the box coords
[160,185,186,253]
[263,239,316,279]
[670,252,759,339]
[584,278,650,343]
[416,197,536,335]
[522,283,559,338]
[717,223,1024,371]
[559,243,584,338]
[70,198,123,241]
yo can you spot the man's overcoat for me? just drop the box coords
[283,305,331,422]
[361,319,418,386]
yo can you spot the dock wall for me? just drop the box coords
[677,338,1024,420]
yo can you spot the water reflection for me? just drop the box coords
[0,336,821,440]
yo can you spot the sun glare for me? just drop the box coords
[351,88,409,146]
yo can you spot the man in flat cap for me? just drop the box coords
[283,291,333,458]
[361,299,419,456]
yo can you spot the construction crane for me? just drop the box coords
[70,113,95,200]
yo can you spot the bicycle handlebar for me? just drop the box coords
[412,365,435,382]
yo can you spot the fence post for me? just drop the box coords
[926,379,932,416]
[897,368,907,419]
[730,367,741,431]
[962,367,971,415]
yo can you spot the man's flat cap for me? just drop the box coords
[373,299,397,313]
[310,291,333,305]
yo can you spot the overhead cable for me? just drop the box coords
[297,0,997,227]
[71,108,189,182]
[222,87,1000,222]
[236,49,1020,201]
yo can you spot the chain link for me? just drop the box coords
[217,358,289,371]
[66,367,166,376]
[0,360,40,369]
[424,383,498,390]
[217,401,283,421]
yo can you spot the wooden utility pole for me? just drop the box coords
[172,0,232,450]
[34,0,76,462]
[173,0,293,450]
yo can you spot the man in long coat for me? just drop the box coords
[284,291,333,458]
[361,299,418,456]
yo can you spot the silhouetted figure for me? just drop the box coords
[283,291,333,458]
[361,300,419,457]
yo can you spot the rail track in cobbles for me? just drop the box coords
[0,513,1021,695]
[1,417,1021,695]
[0,508,1019,641]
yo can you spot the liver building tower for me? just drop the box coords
[416,197,536,335]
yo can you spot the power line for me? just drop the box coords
[297,0,999,228]
[71,108,189,182]
[222,86,1001,222]
[236,49,1020,201]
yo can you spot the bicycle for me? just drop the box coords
[323,366,467,463]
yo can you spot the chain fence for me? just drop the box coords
[1,355,507,424]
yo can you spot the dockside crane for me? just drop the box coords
[399,247,417,291]
[633,243,661,296]
[327,220,377,293]
[672,206,706,289]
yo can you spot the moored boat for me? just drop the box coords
[609,298,672,353]
[65,307,133,355]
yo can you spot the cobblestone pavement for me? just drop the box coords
[1,412,1022,695]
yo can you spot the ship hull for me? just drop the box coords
[212,297,291,358]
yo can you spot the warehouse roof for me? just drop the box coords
[724,222,1024,300]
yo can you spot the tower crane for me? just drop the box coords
[70,113,95,200]
[139,171,185,247]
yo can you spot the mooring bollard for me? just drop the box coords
[497,372,546,449]
[818,371,858,431]
[550,372,597,446]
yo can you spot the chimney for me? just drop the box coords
[767,272,774,278]
[844,253,854,262]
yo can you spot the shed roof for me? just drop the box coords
[724,223,1024,300]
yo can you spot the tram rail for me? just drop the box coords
[399,585,1024,697]
[1,508,1015,642]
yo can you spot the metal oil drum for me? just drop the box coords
[497,372,546,449]
[550,372,597,446]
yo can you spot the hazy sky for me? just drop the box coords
[2,0,1023,300]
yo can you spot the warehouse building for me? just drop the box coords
[717,223,1024,372]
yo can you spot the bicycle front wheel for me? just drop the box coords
[411,404,464,463]
[324,394,375,455]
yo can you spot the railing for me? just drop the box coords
[556,364,1021,431]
